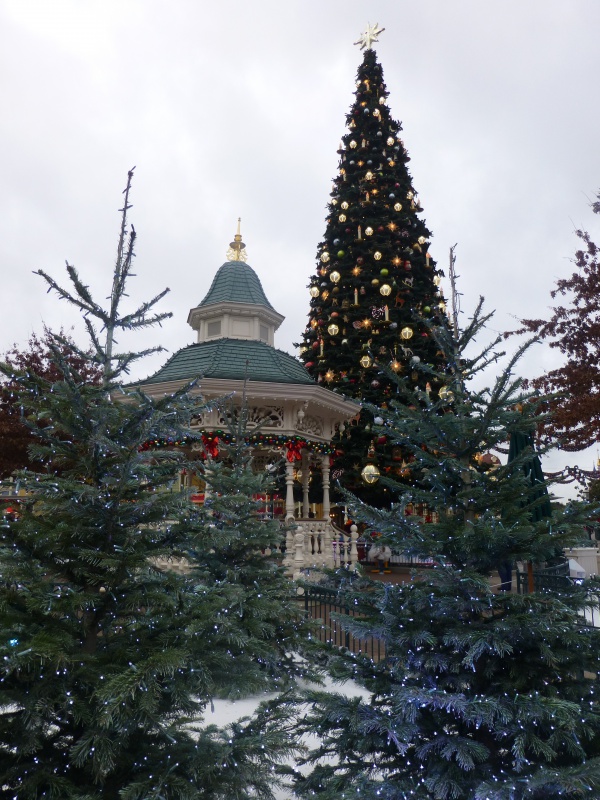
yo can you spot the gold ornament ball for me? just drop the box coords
[361,463,381,484]
[394,202,402,212]
[350,140,357,149]
[365,226,374,236]
[330,271,341,284]
[418,236,427,245]
[380,284,392,296]
[321,252,330,263]
[365,171,374,180]
[309,286,320,298]
[327,323,339,335]
[401,326,414,340]
[339,214,347,223]
[341,201,349,210]
[379,96,386,105]
[360,355,372,368]
[439,386,454,402]
[374,251,382,261]
[433,275,442,286]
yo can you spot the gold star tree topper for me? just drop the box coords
[226,218,248,263]
[354,22,385,51]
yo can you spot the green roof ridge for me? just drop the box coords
[198,261,274,309]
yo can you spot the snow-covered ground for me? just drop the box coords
[207,677,369,799]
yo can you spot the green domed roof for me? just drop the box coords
[199,261,274,309]
[141,338,314,386]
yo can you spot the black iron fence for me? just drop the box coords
[300,585,385,662]
[515,560,574,594]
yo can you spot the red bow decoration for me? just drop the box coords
[285,441,302,462]
[202,434,219,459]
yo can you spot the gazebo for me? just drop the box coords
[136,224,359,570]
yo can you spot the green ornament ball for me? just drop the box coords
[337,250,345,258]
[380,268,389,277]
[423,305,431,314]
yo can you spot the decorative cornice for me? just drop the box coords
[137,376,359,419]
[187,300,284,331]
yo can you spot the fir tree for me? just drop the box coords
[0,171,303,799]
[293,298,600,800]
[298,41,447,505]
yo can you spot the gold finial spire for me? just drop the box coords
[226,217,248,263]
[354,22,385,51]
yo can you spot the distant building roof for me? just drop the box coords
[198,261,274,309]
[140,338,315,386]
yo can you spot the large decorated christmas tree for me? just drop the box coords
[298,25,447,504]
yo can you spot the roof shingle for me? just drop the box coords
[198,261,274,309]
[140,338,315,386]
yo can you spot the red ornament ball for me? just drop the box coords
[371,380,380,388]
[356,257,364,265]
[378,226,385,233]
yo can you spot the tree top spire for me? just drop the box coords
[354,22,385,51]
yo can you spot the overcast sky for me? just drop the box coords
[1,0,599,495]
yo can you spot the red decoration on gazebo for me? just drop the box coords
[285,441,302,462]
[201,434,219,459]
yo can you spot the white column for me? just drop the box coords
[283,526,294,572]
[293,526,305,584]
[285,460,295,519]
[349,524,359,570]
[321,454,331,521]
[301,449,310,518]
